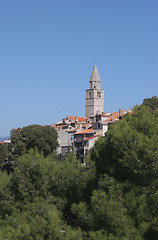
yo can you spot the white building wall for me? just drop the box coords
[102,124,108,135]
[56,128,72,154]
[88,136,99,150]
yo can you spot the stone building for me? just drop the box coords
[86,64,104,121]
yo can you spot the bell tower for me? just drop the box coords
[86,64,104,120]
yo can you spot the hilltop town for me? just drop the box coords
[51,64,133,161]
[0,66,158,240]
[0,64,133,161]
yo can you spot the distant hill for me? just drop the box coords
[0,136,10,142]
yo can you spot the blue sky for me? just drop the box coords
[0,0,158,136]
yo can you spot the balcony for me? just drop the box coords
[74,137,84,142]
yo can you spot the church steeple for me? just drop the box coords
[89,63,101,89]
[86,64,104,120]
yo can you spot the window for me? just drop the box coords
[97,92,101,98]
[89,92,92,98]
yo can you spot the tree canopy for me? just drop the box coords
[143,96,158,111]
[91,104,158,185]
[1,99,158,239]
[10,124,58,159]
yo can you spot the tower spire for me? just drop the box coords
[86,64,104,120]
[89,63,101,89]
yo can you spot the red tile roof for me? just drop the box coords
[101,109,133,122]
[129,110,133,115]
[68,127,80,132]
[101,113,111,117]
[74,129,95,135]
[84,136,98,141]
[64,116,88,122]
[81,123,92,129]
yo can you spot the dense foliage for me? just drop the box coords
[143,96,158,110]
[10,125,58,158]
[0,102,158,239]
[0,144,9,167]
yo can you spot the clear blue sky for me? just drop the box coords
[0,0,158,136]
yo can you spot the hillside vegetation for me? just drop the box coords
[0,101,158,239]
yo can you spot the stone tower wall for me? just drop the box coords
[86,89,104,118]
[86,64,104,119]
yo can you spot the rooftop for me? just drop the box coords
[74,129,95,135]
[84,135,98,141]
[90,63,101,82]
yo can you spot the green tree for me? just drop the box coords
[88,104,158,239]
[47,152,96,219]
[0,199,82,240]
[0,170,14,219]
[91,104,158,185]
[10,125,58,160]
[71,174,143,239]
[2,102,158,239]
[8,149,56,206]
[0,144,10,171]
[0,144,8,164]
[143,96,158,111]
[0,151,85,239]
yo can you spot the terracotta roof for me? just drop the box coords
[84,136,98,141]
[78,117,88,122]
[68,127,80,132]
[81,123,92,129]
[65,116,88,122]
[119,109,133,117]
[74,129,95,135]
[101,113,111,117]
[52,125,59,129]
[51,125,61,130]
[129,111,133,115]
[101,109,133,122]
[66,116,76,121]
[52,123,68,128]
